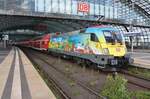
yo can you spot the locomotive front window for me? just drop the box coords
[103,31,113,43]
[113,32,124,43]
[103,31,124,43]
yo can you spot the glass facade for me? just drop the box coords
[0,0,149,48]
[0,0,35,12]
[0,0,149,25]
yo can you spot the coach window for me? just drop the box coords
[91,33,99,42]
[42,41,45,45]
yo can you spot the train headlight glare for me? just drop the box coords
[103,48,109,54]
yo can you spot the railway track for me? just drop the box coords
[120,69,150,81]
[22,48,149,99]
[24,50,71,99]
[119,70,150,90]
[23,48,106,99]
[40,50,150,90]
[37,66,71,99]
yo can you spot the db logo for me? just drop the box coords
[77,2,90,13]
[116,48,121,52]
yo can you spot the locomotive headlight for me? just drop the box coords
[103,48,109,55]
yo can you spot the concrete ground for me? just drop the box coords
[0,47,56,99]
[0,46,11,64]
[129,51,150,69]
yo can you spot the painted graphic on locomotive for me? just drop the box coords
[17,25,133,68]
[48,26,126,57]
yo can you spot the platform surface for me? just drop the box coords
[0,48,11,64]
[0,47,56,99]
[129,52,150,69]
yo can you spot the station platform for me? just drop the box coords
[0,47,56,99]
[0,48,11,64]
[130,52,150,69]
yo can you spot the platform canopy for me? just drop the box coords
[0,0,149,48]
[0,0,149,33]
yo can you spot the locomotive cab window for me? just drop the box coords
[103,30,124,44]
[90,33,99,42]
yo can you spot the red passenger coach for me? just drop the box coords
[17,34,50,51]
[31,34,50,51]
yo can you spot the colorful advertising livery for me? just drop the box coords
[49,25,126,57]
[18,25,133,69]
[47,25,133,68]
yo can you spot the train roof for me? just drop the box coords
[87,25,117,31]
[31,34,50,41]
[88,25,106,28]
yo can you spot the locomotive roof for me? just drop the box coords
[87,26,117,31]
[88,25,106,28]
